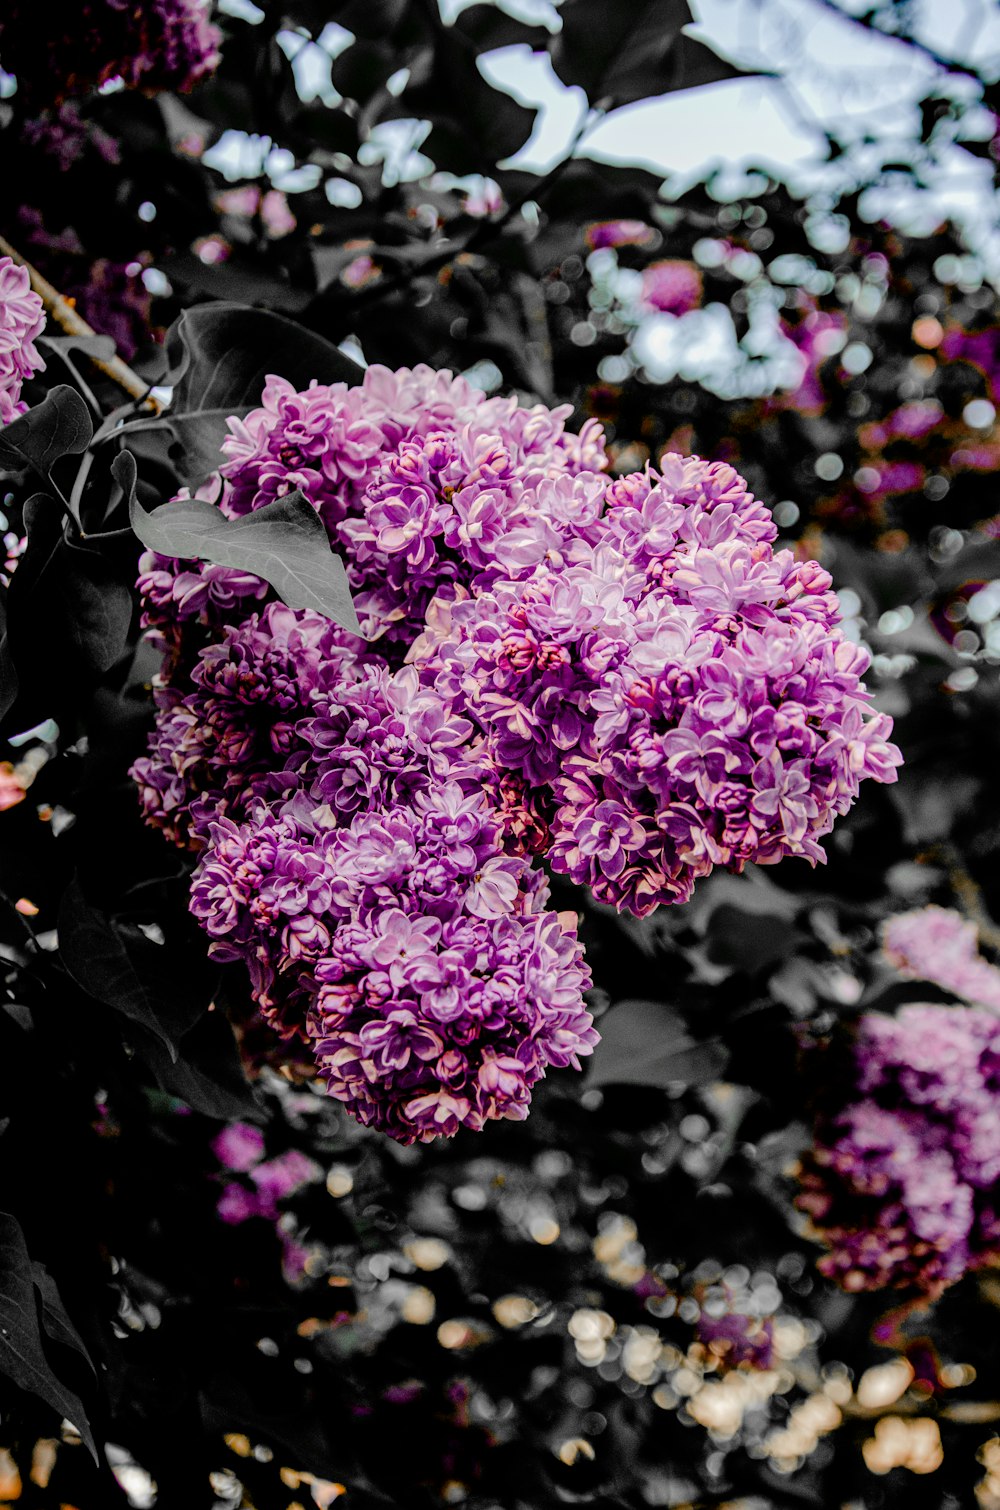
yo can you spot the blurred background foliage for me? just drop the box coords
[3,1,1000,1507]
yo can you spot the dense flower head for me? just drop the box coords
[411,452,901,912]
[308,889,595,1142]
[134,361,900,1138]
[177,639,597,1141]
[0,256,45,425]
[799,1002,1000,1294]
[0,0,221,103]
[882,905,1000,1011]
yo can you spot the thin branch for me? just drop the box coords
[0,235,162,413]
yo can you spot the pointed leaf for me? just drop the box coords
[588,999,729,1089]
[395,21,538,173]
[704,904,805,976]
[0,492,134,730]
[0,1214,97,1462]
[58,878,187,1060]
[160,303,365,481]
[0,386,93,478]
[133,1012,263,1122]
[122,455,362,635]
[31,1265,96,1378]
[550,0,750,106]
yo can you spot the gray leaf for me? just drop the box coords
[120,453,362,635]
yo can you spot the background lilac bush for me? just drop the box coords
[2,3,1000,1508]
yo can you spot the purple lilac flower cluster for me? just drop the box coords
[134,364,900,1139]
[211,1120,321,1281]
[883,905,1000,1011]
[174,631,596,1140]
[411,450,901,912]
[212,1121,321,1225]
[133,371,602,1141]
[0,0,221,104]
[0,256,45,425]
[800,995,1000,1294]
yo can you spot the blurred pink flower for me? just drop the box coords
[585,220,655,251]
[883,905,1000,1011]
[342,253,380,290]
[250,1149,321,1207]
[463,179,502,219]
[0,764,26,813]
[216,1182,267,1225]
[640,259,702,316]
[211,1121,265,1172]
[261,190,296,239]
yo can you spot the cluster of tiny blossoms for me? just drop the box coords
[0,256,45,425]
[133,364,900,1140]
[799,908,1000,1294]
[799,1001,1000,1294]
[0,0,221,103]
[883,905,1000,1011]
